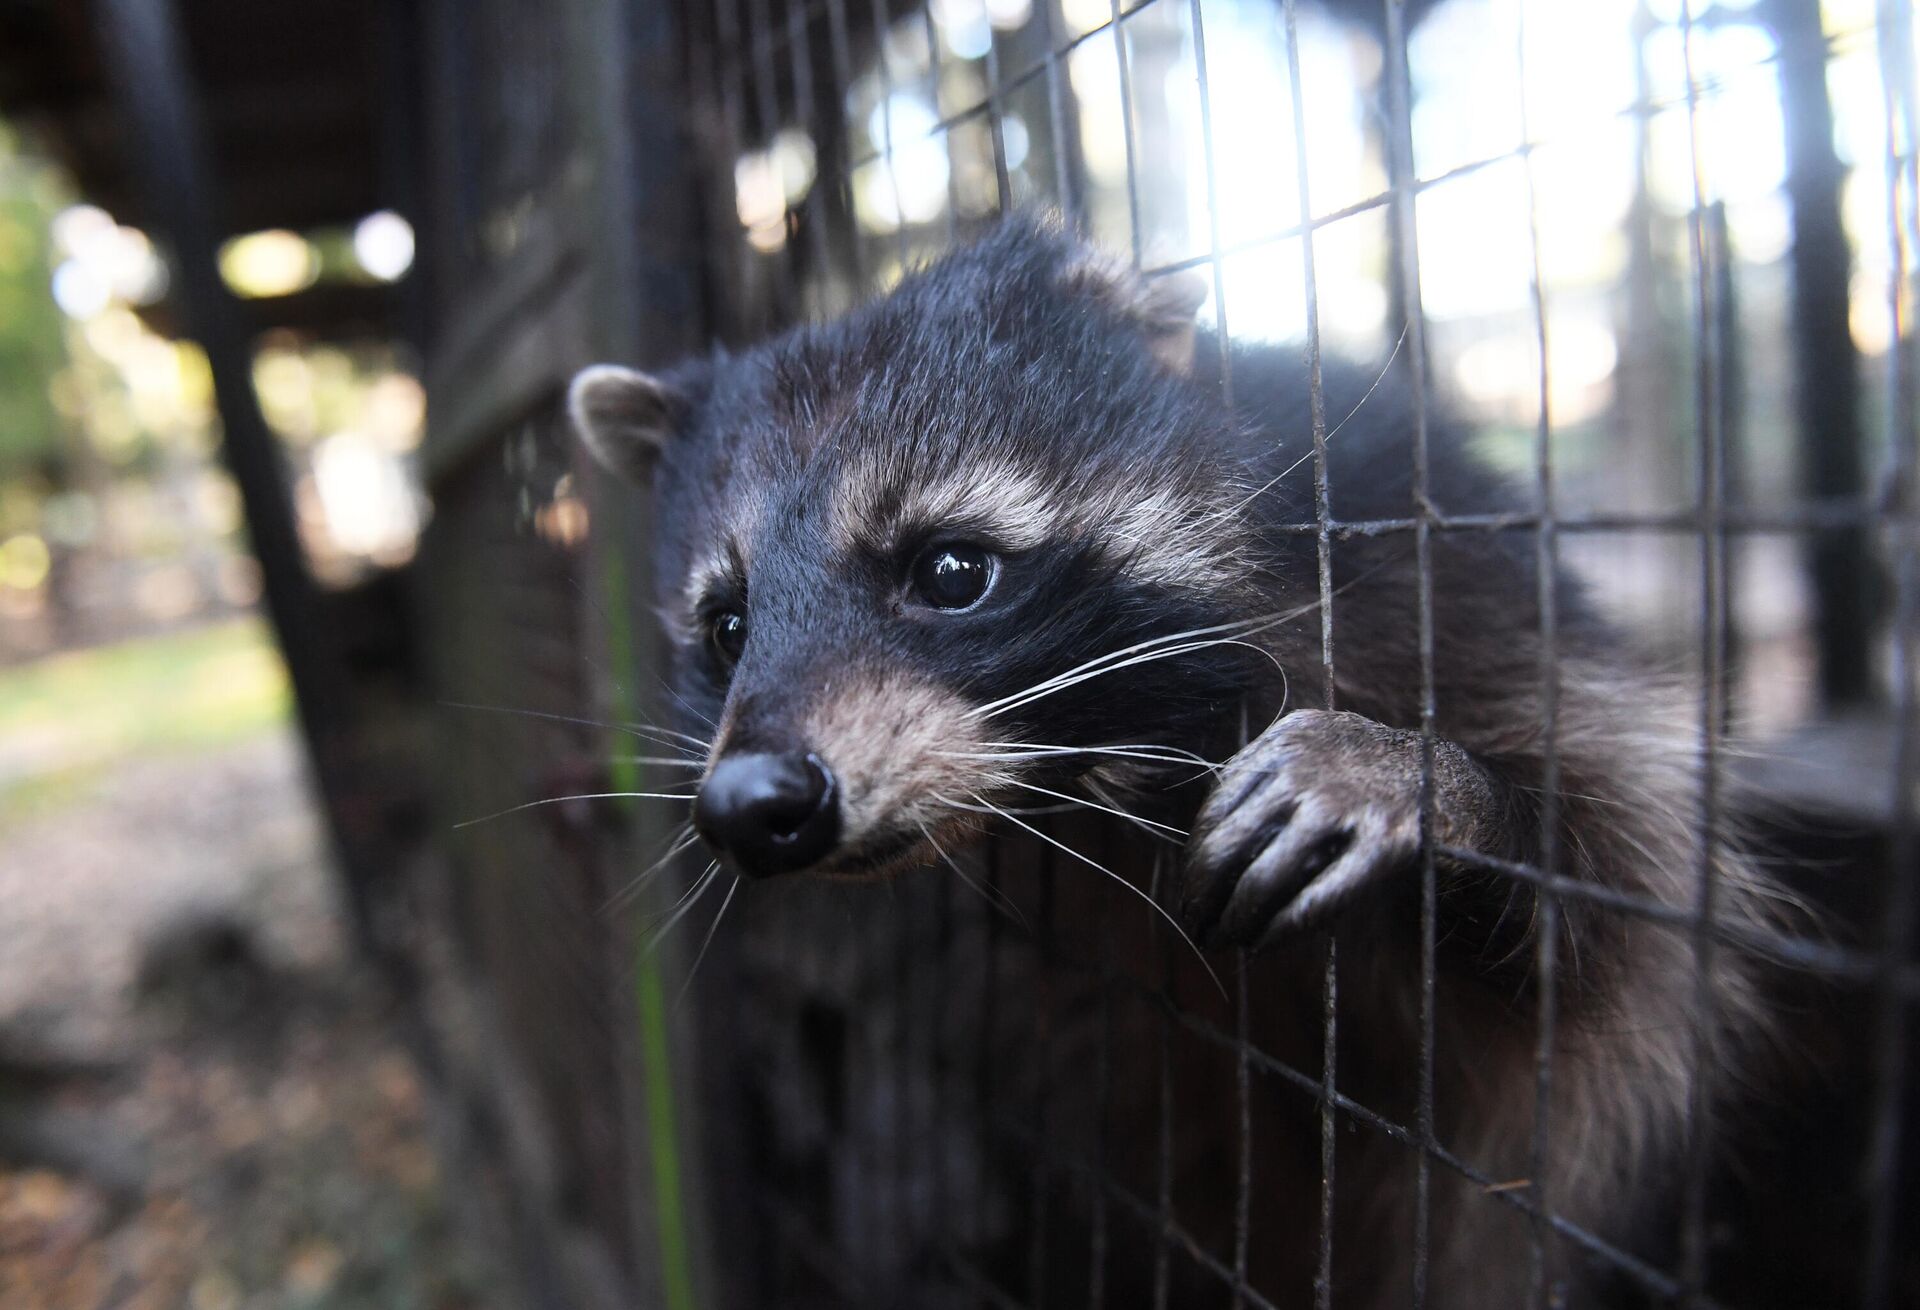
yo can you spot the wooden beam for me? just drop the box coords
[91,0,374,931]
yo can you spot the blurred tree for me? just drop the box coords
[0,122,69,486]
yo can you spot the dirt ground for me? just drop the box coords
[0,729,501,1310]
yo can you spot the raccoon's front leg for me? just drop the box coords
[1181,709,1518,950]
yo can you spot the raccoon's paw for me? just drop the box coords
[1181,709,1428,951]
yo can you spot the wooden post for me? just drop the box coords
[91,0,373,923]
[1766,0,1880,706]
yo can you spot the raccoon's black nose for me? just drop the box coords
[694,752,839,876]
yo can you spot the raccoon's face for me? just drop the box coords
[570,221,1272,880]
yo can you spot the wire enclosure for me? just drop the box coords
[654,1,1920,1306]
[410,0,1919,1305]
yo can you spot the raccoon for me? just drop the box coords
[568,216,1775,1307]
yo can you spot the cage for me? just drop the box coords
[410,0,1919,1306]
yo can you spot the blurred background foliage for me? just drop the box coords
[0,122,68,488]
[0,116,423,672]
[0,91,480,1310]
[0,108,425,847]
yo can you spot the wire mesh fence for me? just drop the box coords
[644,0,1920,1306]
[405,0,1920,1305]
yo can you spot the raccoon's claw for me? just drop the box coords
[1181,709,1426,951]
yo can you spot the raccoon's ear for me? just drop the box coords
[568,363,687,482]
[1057,251,1208,374]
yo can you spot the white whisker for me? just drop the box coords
[1003,778,1186,838]
[959,792,1224,998]
[967,615,1268,720]
[974,574,1385,726]
[440,700,708,760]
[936,796,1083,817]
[603,824,703,914]
[1204,324,1410,527]
[646,861,722,952]
[961,742,1218,769]
[647,669,720,733]
[617,720,714,751]
[1086,776,1192,842]
[980,633,1285,720]
[675,875,741,1008]
[1321,324,1411,445]
[918,819,1030,932]
[452,790,695,830]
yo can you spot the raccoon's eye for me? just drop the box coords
[709,610,748,665]
[910,543,995,610]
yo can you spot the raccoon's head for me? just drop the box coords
[570,218,1281,880]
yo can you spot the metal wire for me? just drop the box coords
[679,0,1918,1304]
[1675,6,1734,1298]
[1028,863,1055,1306]
[1861,2,1920,1303]
[1379,3,1443,1307]
[1513,4,1565,1302]
[785,0,839,315]
[1149,851,1176,1310]
[1275,2,1344,1301]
